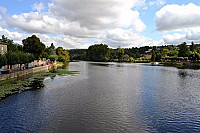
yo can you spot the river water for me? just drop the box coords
[1,61,200,133]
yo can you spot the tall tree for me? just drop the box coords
[178,42,190,57]
[56,47,69,62]
[5,51,20,69]
[117,46,124,62]
[0,54,7,68]
[87,44,110,62]
[151,51,156,62]
[190,41,197,52]
[22,35,45,59]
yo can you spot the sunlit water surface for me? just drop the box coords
[1,62,200,133]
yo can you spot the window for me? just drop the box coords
[1,46,3,51]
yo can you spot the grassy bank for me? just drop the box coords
[0,69,79,100]
[160,62,183,68]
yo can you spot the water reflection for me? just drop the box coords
[178,70,188,78]
[1,62,200,132]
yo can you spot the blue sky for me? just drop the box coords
[0,0,200,49]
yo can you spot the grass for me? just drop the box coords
[0,69,79,100]
[0,84,20,98]
[55,70,79,75]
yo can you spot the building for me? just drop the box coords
[143,54,152,59]
[0,42,8,55]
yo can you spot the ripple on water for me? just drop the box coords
[1,62,200,132]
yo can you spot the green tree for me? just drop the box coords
[41,52,49,59]
[56,47,69,62]
[0,54,7,68]
[190,41,197,52]
[151,51,156,62]
[49,55,58,62]
[178,42,190,57]
[156,53,162,62]
[161,48,169,57]
[5,51,20,69]
[18,52,28,70]
[129,57,134,62]
[22,35,45,59]
[117,46,124,62]
[87,44,110,62]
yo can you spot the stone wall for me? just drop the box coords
[0,65,50,81]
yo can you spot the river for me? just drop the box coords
[1,61,200,133]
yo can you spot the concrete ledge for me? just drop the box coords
[0,65,50,81]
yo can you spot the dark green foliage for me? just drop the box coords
[151,51,156,62]
[68,49,87,60]
[0,54,7,68]
[5,51,20,69]
[56,47,69,62]
[22,35,45,59]
[156,53,162,62]
[41,52,49,59]
[178,42,190,57]
[19,52,28,65]
[49,55,58,62]
[190,41,197,52]
[57,55,66,62]
[189,51,200,62]
[117,47,124,62]
[45,43,56,55]
[87,44,110,62]
[16,45,23,52]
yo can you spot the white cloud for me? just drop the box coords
[163,33,187,44]
[156,3,200,32]
[149,0,165,6]
[0,27,88,49]
[0,0,150,48]
[186,28,200,41]
[49,0,146,32]
[96,28,156,48]
[32,2,45,12]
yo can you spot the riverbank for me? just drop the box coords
[0,69,79,100]
[153,62,200,69]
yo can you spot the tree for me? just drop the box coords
[151,51,156,62]
[190,41,197,52]
[18,52,29,70]
[0,54,7,68]
[117,46,124,62]
[129,57,134,62]
[161,48,169,57]
[56,47,69,62]
[50,43,55,50]
[22,35,45,59]
[5,51,20,69]
[178,42,190,57]
[41,52,49,59]
[87,44,110,62]
[189,51,200,62]
[49,55,58,62]
[156,53,162,62]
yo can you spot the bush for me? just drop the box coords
[49,55,58,62]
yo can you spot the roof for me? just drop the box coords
[0,42,8,45]
[143,55,152,58]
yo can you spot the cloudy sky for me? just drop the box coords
[0,0,200,49]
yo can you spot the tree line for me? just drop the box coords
[68,42,200,62]
[0,35,69,69]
